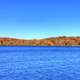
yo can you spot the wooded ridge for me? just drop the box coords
[0,36,80,46]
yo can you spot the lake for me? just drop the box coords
[0,46,80,80]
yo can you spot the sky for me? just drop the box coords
[0,0,80,39]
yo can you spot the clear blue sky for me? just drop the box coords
[0,0,80,39]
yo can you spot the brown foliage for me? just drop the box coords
[0,37,80,46]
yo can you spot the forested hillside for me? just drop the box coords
[0,37,80,46]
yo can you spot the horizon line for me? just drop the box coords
[0,36,80,40]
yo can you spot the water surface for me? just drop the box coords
[0,46,80,80]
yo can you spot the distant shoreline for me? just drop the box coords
[0,36,80,46]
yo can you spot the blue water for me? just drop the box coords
[0,46,80,80]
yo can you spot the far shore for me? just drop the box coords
[0,36,80,46]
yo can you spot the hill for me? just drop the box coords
[0,36,80,46]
